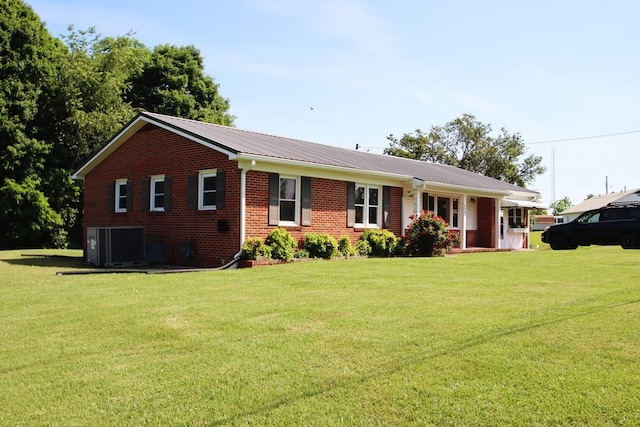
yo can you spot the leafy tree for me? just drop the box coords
[0,0,66,247]
[37,27,151,244]
[1,1,235,248]
[127,44,234,125]
[550,197,572,215]
[385,114,545,187]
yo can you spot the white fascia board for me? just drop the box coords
[72,116,145,179]
[235,154,412,185]
[422,181,512,197]
[72,114,238,180]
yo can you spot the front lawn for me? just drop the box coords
[1,247,639,425]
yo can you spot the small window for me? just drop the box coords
[150,176,165,211]
[355,184,381,227]
[279,176,298,224]
[115,179,128,213]
[199,170,217,210]
[508,208,524,227]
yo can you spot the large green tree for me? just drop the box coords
[385,114,545,187]
[36,27,152,244]
[0,0,66,247]
[1,0,235,248]
[127,44,234,125]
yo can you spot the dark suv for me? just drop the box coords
[541,202,640,250]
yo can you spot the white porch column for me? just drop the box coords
[496,198,502,249]
[461,194,467,250]
[414,191,422,217]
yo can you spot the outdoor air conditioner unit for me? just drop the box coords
[86,227,145,266]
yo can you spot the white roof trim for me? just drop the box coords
[502,198,547,209]
[72,114,238,179]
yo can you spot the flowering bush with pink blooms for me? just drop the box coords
[403,211,460,257]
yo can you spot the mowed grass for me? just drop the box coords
[1,247,639,426]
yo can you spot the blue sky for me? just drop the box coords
[27,0,640,207]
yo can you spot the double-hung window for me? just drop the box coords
[150,175,165,211]
[115,179,128,213]
[199,170,217,210]
[279,176,298,224]
[355,184,381,227]
[508,208,524,228]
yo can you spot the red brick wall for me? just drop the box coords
[83,124,241,267]
[477,197,496,248]
[245,172,403,245]
[83,125,405,266]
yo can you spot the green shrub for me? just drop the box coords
[357,229,399,257]
[240,237,271,260]
[265,228,297,261]
[403,211,459,257]
[355,239,372,256]
[303,233,339,259]
[294,248,310,259]
[338,235,355,257]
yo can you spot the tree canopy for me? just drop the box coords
[0,0,66,247]
[550,197,573,215]
[127,44,234,125]
[385,114,545,187]
[1,0,234,248]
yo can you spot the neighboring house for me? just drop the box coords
[561,189,640,222]
[532,215,564,231]
[72,112,543,267]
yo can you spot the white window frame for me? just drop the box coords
[199,169,217,210]
[279,176,300,226]
[150,175,165,212]
[355,184,382,228]
[115,179,128,213]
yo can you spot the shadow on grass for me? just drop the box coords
[210,295,640,425]
[3,254,86,269]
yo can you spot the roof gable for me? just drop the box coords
[74,111,538,197]
[563,189,640,214]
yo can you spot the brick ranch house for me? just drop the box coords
[72,112,543,267]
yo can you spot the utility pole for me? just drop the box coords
[605,176,609,194]
[551,148,555,204]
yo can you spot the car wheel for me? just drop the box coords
[621,233,639,249]
[549,234,570,250]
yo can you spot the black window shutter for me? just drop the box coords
[268,173,279,226]
[107,182,115,213]
[164,177,172,211]
[141,178,150,211]
[347,181,355,227]
[126,180,133,212]
[216,171,226,209]
[301,176,311,226]
[383,185,391,228]
[188,174,198,210]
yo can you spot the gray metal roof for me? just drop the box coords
[130,112,536,195]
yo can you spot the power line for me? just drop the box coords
[526,130,640,145]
